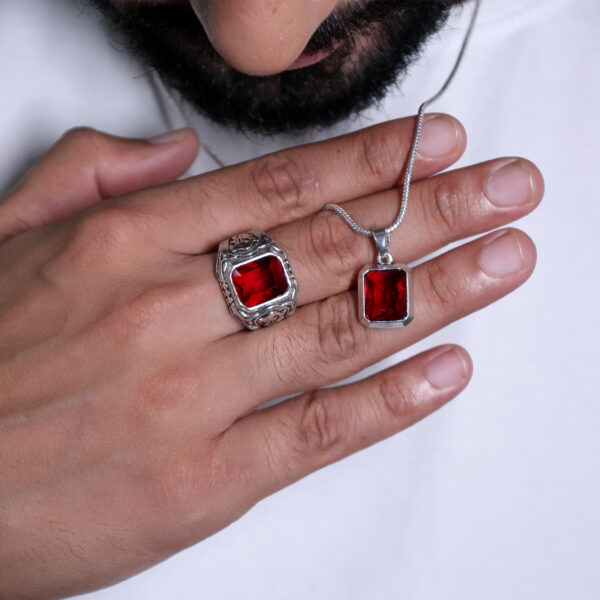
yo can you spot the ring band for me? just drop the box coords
[216,232,298,330]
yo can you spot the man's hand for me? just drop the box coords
[0,116,543,599]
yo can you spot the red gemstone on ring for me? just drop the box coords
[232,255,289,308]
[364,268,408,321]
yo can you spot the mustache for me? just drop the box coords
[88,1,207,40]
[86,0,457,134]
[91,0,462,62]
[303,0,460,55]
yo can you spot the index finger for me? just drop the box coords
[124,114,465,254]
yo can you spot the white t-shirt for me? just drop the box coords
[1,0,599,598]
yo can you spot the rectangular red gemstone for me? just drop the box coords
[363,267,408,322]
[232,255,289,308]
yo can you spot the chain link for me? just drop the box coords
[324,0,483,249]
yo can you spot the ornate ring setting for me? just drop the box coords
[216,232,298,330]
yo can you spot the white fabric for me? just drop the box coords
[1,0,599,598]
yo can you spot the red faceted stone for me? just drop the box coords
[232,255,289,308]
[363,268,408,321]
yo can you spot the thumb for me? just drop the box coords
[0,127,199,241]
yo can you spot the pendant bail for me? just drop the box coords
[373,228,393,264]
[373,228,390,256]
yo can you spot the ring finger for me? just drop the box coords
[213,226,536,423]
[276,156,542,306]
[208,156,542,336]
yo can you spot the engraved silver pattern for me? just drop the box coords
[216,233,298,330]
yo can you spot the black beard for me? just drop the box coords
[87,0,458,137]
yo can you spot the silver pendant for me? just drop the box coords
[357,229,413,329]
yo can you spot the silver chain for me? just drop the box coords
[324,0,483,256]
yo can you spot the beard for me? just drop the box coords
[87,0,459,137]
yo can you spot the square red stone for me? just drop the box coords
[232,255,289,308]
[363,267,408,322]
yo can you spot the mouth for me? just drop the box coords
[286,38,343,71]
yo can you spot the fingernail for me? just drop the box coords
[419,115,460,157]
[479,230,525,277]
[426,347,468,389]
[149,128,190,145]
[486,160,534,206]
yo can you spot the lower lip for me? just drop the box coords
[286,39,342,71]
[287,48,332,70]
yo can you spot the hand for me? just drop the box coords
[0,117,543,599]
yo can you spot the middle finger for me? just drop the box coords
[206,156,542,336]
[213,226,536,424]
[274,156,542,307]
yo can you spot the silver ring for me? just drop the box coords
[216,232,298,330]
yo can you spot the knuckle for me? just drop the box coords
[108,280,194,348]
[313,294,365,367]
[262,296,362,391]
[36,252,66,288]
[296,390,346,455]
[106,298,159,352]
[59,126,104,151]
[377,373,419,422]
[356,126,402,185]
[135,365,200,423]
[306,212,358,282]
[427,179,468,235]
[130,369,178,427]
[248,154,317,221]
[60,206,140,267]
[423,261,460,313]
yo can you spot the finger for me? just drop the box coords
[126,114,465,253]
[214,228,535,420]
[207,156,542,337]
[274,157,543,306]
[0,127,198,241]
[216,345,472,503]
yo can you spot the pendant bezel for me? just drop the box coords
[358,262,413,329]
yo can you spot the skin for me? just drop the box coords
[0,2,543,599]
[114,0,357,75]
[190,0,340,74]
[110,0,464,75]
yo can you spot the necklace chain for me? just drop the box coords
[324,0,483,244]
